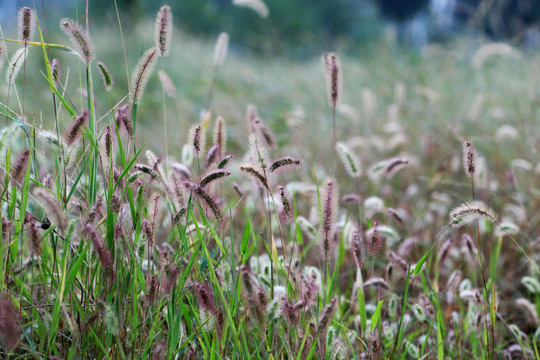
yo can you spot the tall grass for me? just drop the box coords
[0,3,540,360]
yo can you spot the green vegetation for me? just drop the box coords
[1,3,540,359]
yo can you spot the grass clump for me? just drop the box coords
[1,3,540,360]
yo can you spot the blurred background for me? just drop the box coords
[2,0,540,54]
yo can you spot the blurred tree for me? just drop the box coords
[86,0,381,55]
[455,0,540,41]
[170,0,380,54]
[372,0,430,21]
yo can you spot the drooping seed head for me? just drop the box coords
[322,52,342,108]
[438,236,455,268]
[218,154,233,169]
[388,293,400,318]
[388,251,408,275]
[18,7,35,43]
[522,276,540,294]
[365,221,382,257]
[232,0,269,18]
[461,233,477,255]
[341,193,362,204]
[154,5,173,57]
[449,201,496,228]
[232,182,244,198]
[115,104,134,138]
[172,163,191,180]
[60,18,95,64]
[252,116,276,150]
[387,207,407,226]
[239,164,269,190]
[206,144,219,166]
[6,47,27,85]
[296,216,320,241]
[336,142,361,178]
[185,182,222,221]
[269,156,302,174]
[277,185,293,224]
[134,164,160,181]
[213,32,229,67]
[199,169,231,188]
[129,47,158,104]
[66,109,89,146]
[363,277,390,291]
[11,148,29,184]
[384,157,409,178]
[97,61,114,92]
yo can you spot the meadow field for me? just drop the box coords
[1,3,540,359]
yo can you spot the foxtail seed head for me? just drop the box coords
[463,140,478,177]
[449,201,496,228]
[213,32,229,67]
[320,178,339,259]
[60,18,95,64]
[232,0,269,18]
[129,47,158,104]
[66,109,89,146]
[322,52,342,108]
[213,116,227,160]
[154,5,173,57]
[188,124,206,158]
[336,142,361,178]
[18,7,35,43]
[6,47,27,85]
[97,61,114,92]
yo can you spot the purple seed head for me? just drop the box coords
[193,282,216,313]
[463,140,478,177]
[18,7,35,43]
[322,52,342,108]
[269,156,302,174]
[11,149,30,183]
[66,109,89,146]
[154,5,173,57]
[352,227,364,269]
[60,18,95,64]
[320,178,339,259]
